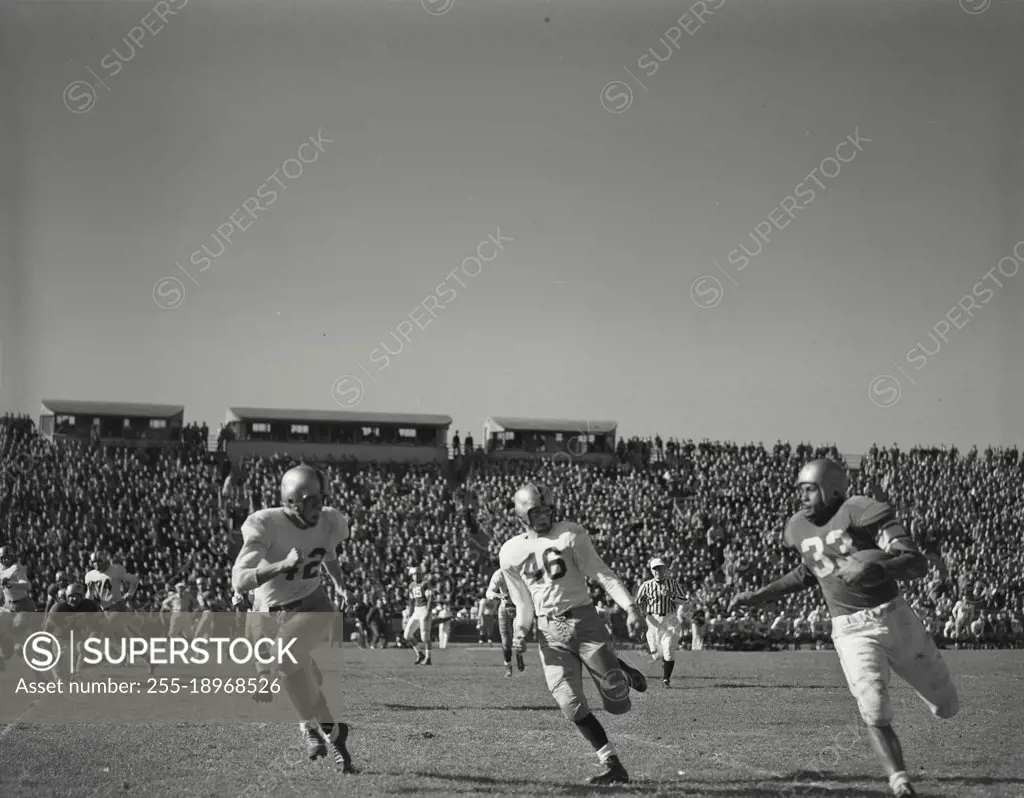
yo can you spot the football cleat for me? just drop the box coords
[588,756,629,785]
[327,723,356,773]
[414,650,425,665]
[617,657,648,693]
[515,652,525,672]
[504,664,513,678]
[893,783,917,797]
[662,679,671,688]
[304,727,327,761]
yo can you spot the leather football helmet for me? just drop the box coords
[281,464,326,528]
[513,483,554,532]
[795,459,849,507]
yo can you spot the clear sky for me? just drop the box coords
[1,0,1022,453]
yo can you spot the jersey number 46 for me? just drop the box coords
[522,547,567,583]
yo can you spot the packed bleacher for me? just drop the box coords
[2,413,1022,650]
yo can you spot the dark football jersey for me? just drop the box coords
[50,598,102,614]
[784,496,907,618]
[48,598,104,633]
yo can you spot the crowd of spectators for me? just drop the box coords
[2,413,1022,649]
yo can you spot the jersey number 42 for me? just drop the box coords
[282,547,326,581]
[522,547,567,583]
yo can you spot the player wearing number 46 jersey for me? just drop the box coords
[500,483,648,786]
[731,459,959,798]
[232,465,356,774]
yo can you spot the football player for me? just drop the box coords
[44,582,103,681]
[232,464,355,773]
[85,551,140,613]
[0,545,35,668]
[44,570,72,614]
[485,567,525,677]
[85,550,141,665]
[730,459,959,798]
[160,581,196,640]
[403,571,434,665]
[500,483,648,785]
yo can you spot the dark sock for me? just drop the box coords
[503,646,512,664]
[663,660,675,680]
[314,690,334,737]
[573,713,610,752]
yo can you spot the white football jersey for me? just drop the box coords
[486,568,512,606]
[234,506,350,608]
[499,520,633,622]
[85,564,138,609]
[0,563,30,603]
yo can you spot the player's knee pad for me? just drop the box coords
[552,685,588,723]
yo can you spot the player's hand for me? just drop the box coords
[511,627,528,654]
[281,548,305,571]
[626,605,644,630]
[837,557,886,587]
[728,591,756,611]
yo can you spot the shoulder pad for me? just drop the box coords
[843,496,895,528]
[782,512,804,547]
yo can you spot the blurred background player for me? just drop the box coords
[635,556,689,688]
[160,581,196,641]
[690,605,707,651]
[0,544,35,668]
[232,464,355,773]
[366,598,389,649]
[44,570,72,614]
[44,582,102,682]
[403,568,434,665]
[349,592,371,649]
[85,550,139,614]
[485,566,525,676]
[435,600,455,649]
[500,483,648,785]
[476,589,497,646]
[731,458,959,798]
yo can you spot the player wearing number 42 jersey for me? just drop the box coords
[731,459,959,798]
[500,483,648,786]
[232,465,356,774]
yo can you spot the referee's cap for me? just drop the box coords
[649,557,667,570]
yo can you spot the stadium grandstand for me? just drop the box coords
[1,404,1020,650]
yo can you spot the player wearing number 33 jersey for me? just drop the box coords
[499,483,648,787]
[731,459,958,798]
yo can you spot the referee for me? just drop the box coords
[636,557,688,688]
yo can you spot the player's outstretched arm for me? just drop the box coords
[572,531,636,613]
[731,564,816,609]
[499,563,535,638]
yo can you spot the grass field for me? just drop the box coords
[1,645,1022,797]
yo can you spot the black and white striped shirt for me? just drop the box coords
[635,576,687,617]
